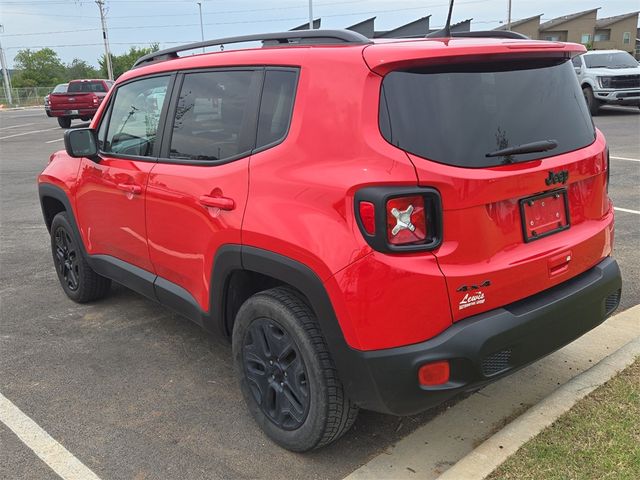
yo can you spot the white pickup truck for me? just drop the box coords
[572,50,640,115]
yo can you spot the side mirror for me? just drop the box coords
[64,128,99,160]
[574,67,581,74]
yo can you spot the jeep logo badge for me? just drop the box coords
[545,170,569,186]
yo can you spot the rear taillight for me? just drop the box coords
[92,96,99,105]
[355,187,442,252]
[359,201,376,235]
[386,195,426,245]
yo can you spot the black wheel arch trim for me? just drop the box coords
[36,190,376,409]
[232,246,385,409]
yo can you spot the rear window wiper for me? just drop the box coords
[486,139,558,159]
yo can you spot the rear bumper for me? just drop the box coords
[50,108,97,118]
[340,257,622,415]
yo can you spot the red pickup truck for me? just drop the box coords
[49,79,113,128]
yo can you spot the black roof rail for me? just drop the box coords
[450,30,529,40]
[133,29,371,68]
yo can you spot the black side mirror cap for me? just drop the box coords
[64,128,99,161]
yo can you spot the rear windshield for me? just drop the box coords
[68,81,107,93]
[379,59,595,168]
[583,52,638,69]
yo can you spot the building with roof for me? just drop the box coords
[538,8,599,44]
[495,14,542,40]
[594,12,639,54]
[286,10,637,57]
[374,16,431,39]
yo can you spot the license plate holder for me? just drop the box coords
[68,109,79,115]
[520,189,570,242]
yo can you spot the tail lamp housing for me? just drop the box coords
[355,186,442,252]
[605,147,610,194]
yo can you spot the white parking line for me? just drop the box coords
[0,392,102,480]
[611,156,640,162]
[0,127,59,140]
[45,138,64,144]
[0,122,35,131]
[614,207,640,215]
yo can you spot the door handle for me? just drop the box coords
[116,183,142,195]
[199,194,235,211]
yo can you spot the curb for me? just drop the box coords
[0,105,43,111]
[437,330,640,479]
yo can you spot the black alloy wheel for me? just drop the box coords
[242,318,310,430]
[49,212,111,303]
[54,226,80,291]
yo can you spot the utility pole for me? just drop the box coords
[507,0,512,31]
[308,0,314,29]
[197,2,205,53]
[96,0,114,80]
[0,25,12,106]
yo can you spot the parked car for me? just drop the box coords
[573,49,640,114]
[38,29,621,451]
[44,83,68,117]
[48,79,114,128]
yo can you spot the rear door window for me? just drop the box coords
[168,70,261,162]
[256,69,298,149]
[379,59,595,167]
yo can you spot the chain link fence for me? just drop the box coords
[0,86,53,108]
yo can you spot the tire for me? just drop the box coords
[233,287,358,451]
[50,212,111,303]
[583,86,601,116]
[57,117,71,128]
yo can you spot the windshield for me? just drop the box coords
[379,59,595,168]
[584,52,638,69]
[52,83,68,93]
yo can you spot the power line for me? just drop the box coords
[5,41,197,50]
[3,0,490,38]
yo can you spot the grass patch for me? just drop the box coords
[488,358,640,480]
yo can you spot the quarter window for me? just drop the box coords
[169,70,260,162]
[256,70,297,149]
[103,76,170,157]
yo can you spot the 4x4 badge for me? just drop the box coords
[545,170,569,186]
[456,280,491,292]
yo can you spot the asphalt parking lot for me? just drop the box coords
[1,105,638,480]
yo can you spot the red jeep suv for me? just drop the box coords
[38,29,621,451]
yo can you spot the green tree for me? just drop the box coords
[99,44,159,79]
[12,48,66,87]
[65,58,99,81]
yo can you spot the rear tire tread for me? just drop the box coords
[247,286,358,450]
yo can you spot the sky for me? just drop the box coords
[0,0,637,68]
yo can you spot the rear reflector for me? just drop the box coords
[359,201,376,235]
[418,360,450,386]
